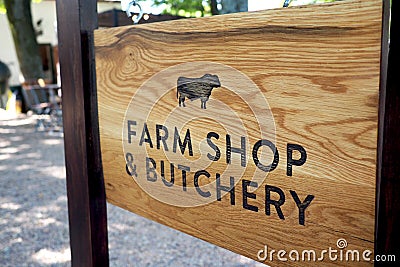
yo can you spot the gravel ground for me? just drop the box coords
[0,112,265,267]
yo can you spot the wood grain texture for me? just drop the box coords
[95,1,383,265]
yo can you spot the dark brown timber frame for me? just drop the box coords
[56,0,397,266]
[376,0,400,264]
[56,0,109,266]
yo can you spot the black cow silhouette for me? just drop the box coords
[177,74,221,109]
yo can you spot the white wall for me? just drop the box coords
[31,1,58,46]
[0,14,21,86]
[0,1,120,85]
[98,2,122,13]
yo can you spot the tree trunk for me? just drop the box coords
[210,0,219,15]
[4,0,44,84]
[219,0,248,14]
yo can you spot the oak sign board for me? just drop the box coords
[95,0,384,265]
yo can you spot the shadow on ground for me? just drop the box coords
[0,115,266,267]
[0,116,69,266]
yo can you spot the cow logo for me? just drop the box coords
[177,74,221,109]
[122,61,276,207]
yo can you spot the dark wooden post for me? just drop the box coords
[376,0,400,263]
[56,0,109,266]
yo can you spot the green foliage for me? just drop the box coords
[0,0,41,14]
[152,0,211,17]
[302,0,339,3]
[0,0,6,14]
[151,0,340,17]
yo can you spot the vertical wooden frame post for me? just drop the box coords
[56,0,109,266]
[376,0,400,261]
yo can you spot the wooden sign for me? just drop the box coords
[94,0,384,265]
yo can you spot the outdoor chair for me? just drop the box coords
[21,84,63,132]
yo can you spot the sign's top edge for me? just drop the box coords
[94,0,379,35]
